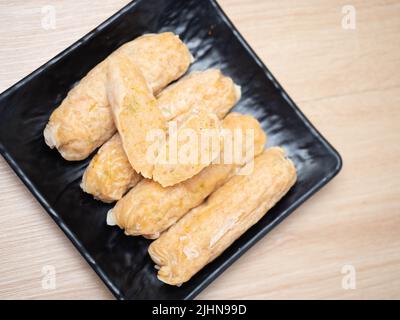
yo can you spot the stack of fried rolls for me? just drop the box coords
[44,32,297,286]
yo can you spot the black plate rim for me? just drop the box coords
[0,0,343,300]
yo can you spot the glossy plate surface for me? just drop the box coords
[0,0,342,299]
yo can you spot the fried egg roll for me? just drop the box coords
[157,69,241,121]
[152,109,221,187]
[80,134,141,203]
[44,33,192,161]
[148,147,297,285]
[107,55,166,178]
[108,113,267,238]
[81,70,240,202]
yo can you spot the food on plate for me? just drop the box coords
[81,70,241,202]
[80,134,142,203]
[152,109,221,187]
[43,31,298,288]
[148,147,297,285]
[44,32,192,161]
[108,113,267,238]
[157,69,241,121]
[107,55,166,178]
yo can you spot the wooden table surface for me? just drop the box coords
[1,0,399,300]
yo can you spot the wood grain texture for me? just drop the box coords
[0,0,399,299]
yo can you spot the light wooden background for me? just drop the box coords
[0,0,399,300]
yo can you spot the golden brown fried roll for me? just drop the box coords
[44,33,192,161]
[107,55,166,179]
[148,147,297,285]
[81,70,241,202]
[108,113,267,238]
[80,134,142,203]
[152,109,221,187]
[157,69,241,121]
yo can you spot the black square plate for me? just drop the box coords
[0,0,342,299]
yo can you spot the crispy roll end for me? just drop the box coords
[81,134,142,202]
